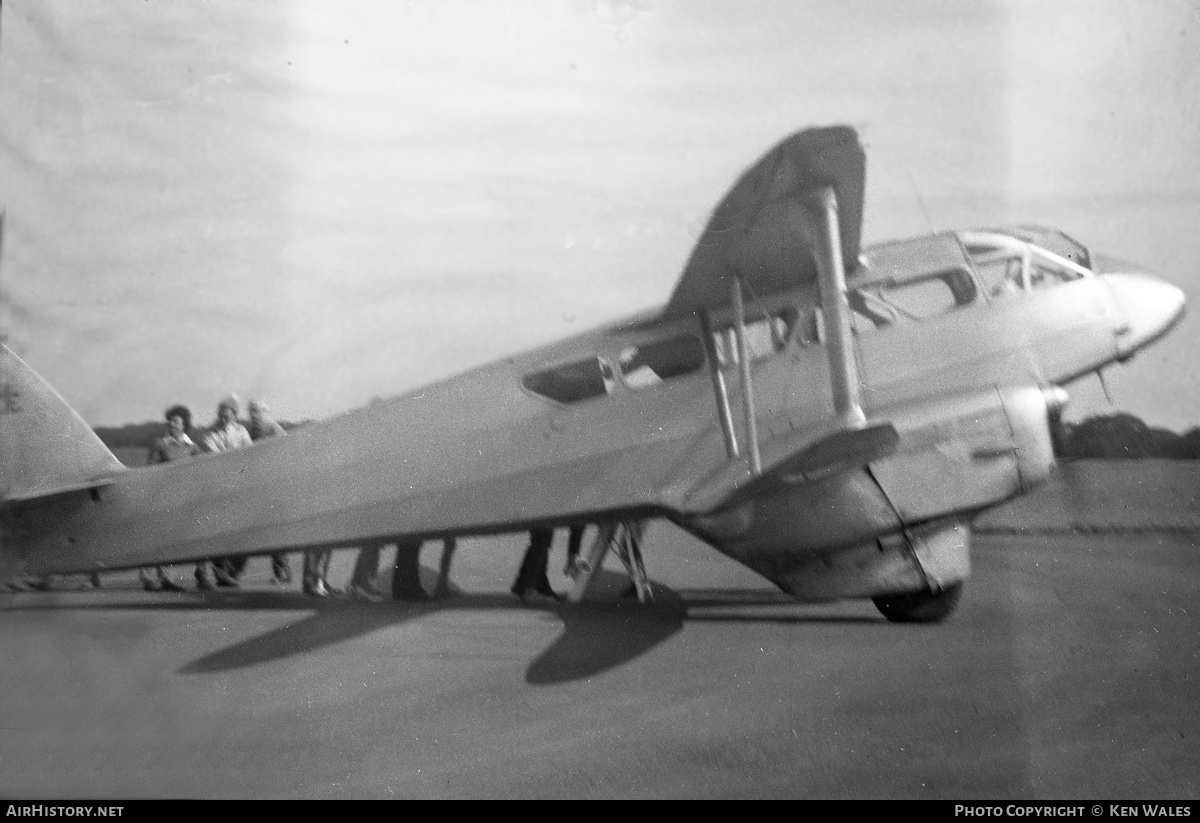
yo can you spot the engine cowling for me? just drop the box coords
[867,384,1065,524]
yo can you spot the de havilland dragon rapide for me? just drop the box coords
[0,126,1186,621]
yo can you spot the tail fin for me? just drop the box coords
[0,343,125,505]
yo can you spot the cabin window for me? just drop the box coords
[711,309,798,366]
[882,269,970,318]
[523,357,615,403]
[618,334,705,390]
[850,268,976,327]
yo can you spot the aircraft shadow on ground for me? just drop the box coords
[4,569,881,683]
[172,569,689,683]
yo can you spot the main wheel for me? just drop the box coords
[872,582,964,623]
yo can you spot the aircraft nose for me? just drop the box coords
[1103,271,1186,360]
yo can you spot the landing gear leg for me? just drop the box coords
[872,517,969,623]
[566,521,651,604]
[613,520,652,603]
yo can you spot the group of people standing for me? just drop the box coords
[134,394,464,602]
[138,394,305,592]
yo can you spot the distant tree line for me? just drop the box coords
[94,418,308,450]
[1055,414,1200,459]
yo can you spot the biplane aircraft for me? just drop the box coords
[0,126,1186,621]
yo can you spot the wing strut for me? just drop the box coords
[695,185,860,477]
[731,275,764,474]
[566,520,652,604]
[698,309,740,460]
[811,186,866,427]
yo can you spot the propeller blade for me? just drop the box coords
[1097,368,1113,404]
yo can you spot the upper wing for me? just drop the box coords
[659,125,865,321]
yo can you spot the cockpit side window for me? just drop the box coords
[1028,256,1082,290]
[962,232,1089,300]
[1005,226,1092,271]
[970,248,1027,298]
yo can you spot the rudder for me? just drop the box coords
[0,343,125,504]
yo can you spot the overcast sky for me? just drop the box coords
[1,0,1198,429]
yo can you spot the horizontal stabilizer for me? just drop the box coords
[682,420,898,513]
[2,476,116,505]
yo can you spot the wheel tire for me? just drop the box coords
[872,582,964,623]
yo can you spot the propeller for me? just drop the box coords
[1097,368,1113,404]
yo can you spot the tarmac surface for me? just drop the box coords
[2,522,1197,799]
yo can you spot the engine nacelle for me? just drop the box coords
[867,384,1063,524]
[676,384,1062,609]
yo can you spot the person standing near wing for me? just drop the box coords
[203,394,253,452]
[347,537,458,601]
[196,394,253,589]
[346,538,388,601]
[139,404,199,592]
[511,527,560,605]
[303,547,339,597]
[246,399,293,585]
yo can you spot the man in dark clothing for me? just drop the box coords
[303,548,339,597]
[389,538,458,602]
[511,527,560,604]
